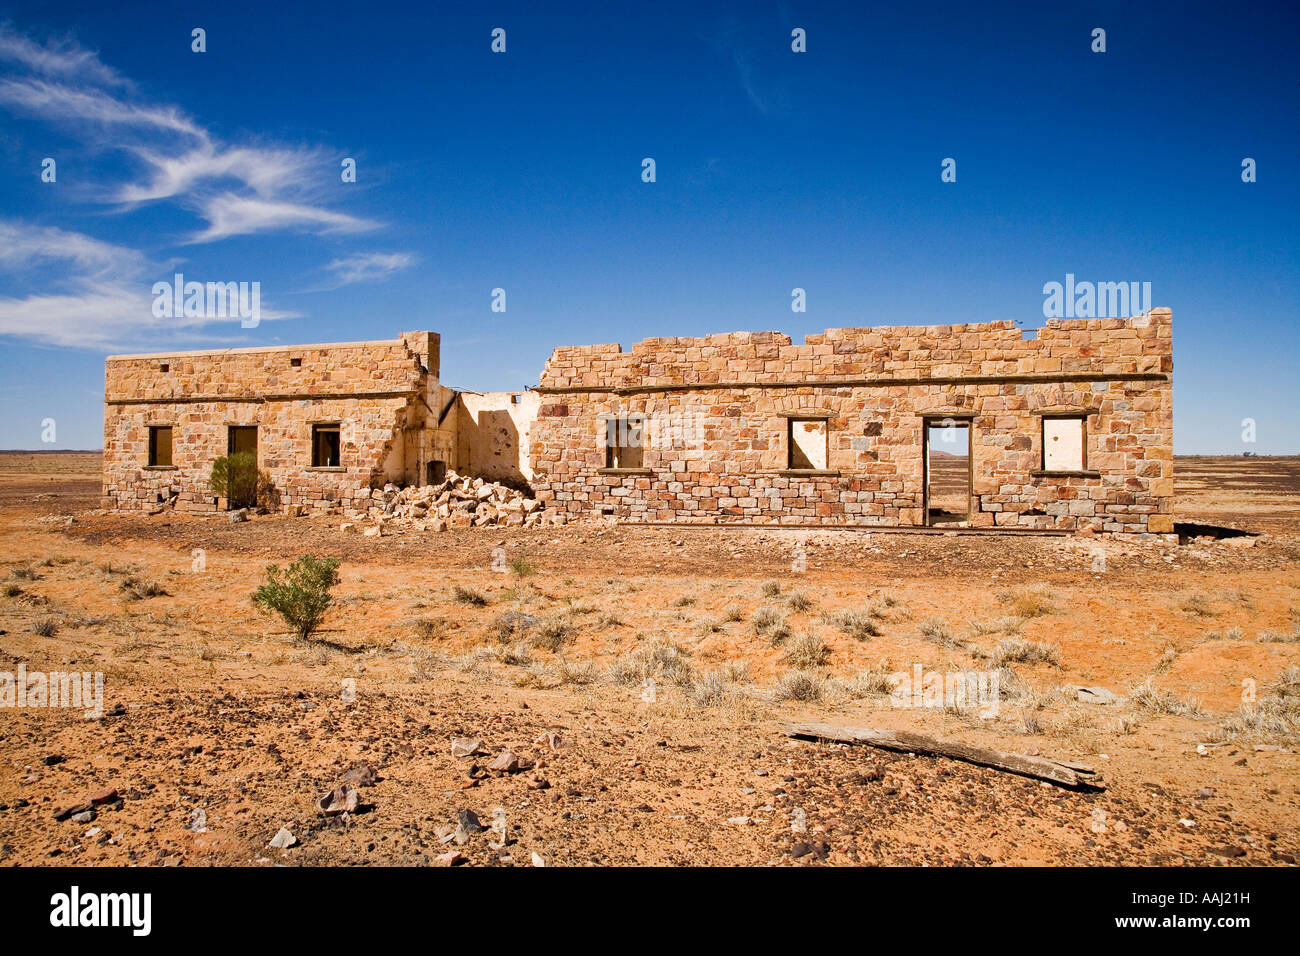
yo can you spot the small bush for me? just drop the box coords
[723,660,752,683]
[773,670,825,702]
[412,617,443,640]
[533,615,573,652]
[1179,593,1216,617]
[969,617,1023,638]
[783,632,829,668]
[8,564,38,581]
[786,591,813,612]
[919,618,961,648]
[828,609,882,640]
[1218,667,1300,741]
[494,611,537,643]
[752,606,791,644]
[251,555,341,640]
[1021,709,1045,735]
[1257,625,1300,644]
[673,595,696,608]
[840,669,897,698]
[451,585,488,607]
[120,576,168,601]
[998,586,1057,619]
[760,580,782,598]
[509,551,536,580]
[209,452,261,510]
[1130,678,1205,718]
[722,603,745,623]
[4,584,23,598]
[494,642,534,666]
[32,617,59,637]
[992,637,1060,667]
[607,639,694,687]
[685,670,743,708]
[556,658,600,686]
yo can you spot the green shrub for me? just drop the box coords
[252,555,340,640]
[209,453,260,510]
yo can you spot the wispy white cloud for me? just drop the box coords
[0,24,129,88]
[324,252,414,287]
[0,220,297,350]
[188,194,378,244]
[0,76,204,138]
[0,26,373,245]
[0,221,147,279]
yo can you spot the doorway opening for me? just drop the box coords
[227,425,258,458]
[426,460,446,485]
[924,419,971,526]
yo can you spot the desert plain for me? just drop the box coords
[0,451,1297,866]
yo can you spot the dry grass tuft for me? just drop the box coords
[451,585,489,607]
[782,632,829,668]
[120,577,168,600]
[607,639,695,687]
[1216,667,1300,742]
[992,637,1060,667]
[1130,679,1205,718]
[997,585,1057,619]
[826,609,882,640]
[32,617,59,637]
[533,616,574,652]
[785,591,813,612]
[752,606,791,644]
[773,670,825,702]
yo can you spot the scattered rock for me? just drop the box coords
[435,851,467,866]
[54,802,92,822]
[457,809,485,834]
[1074,686,1121,705]
[489,750,533,773]
[228,509,248,524]
[268,827,298,849]
[87,788,118,805]
[451,737,483,759]
[317,784,360,816]
[340,761,378,788]
[70,810,95,824]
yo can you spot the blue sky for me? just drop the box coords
[0,1,1296,452]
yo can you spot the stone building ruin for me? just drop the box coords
[103,309,1174,535]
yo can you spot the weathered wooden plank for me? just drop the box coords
[785,723,1104,790]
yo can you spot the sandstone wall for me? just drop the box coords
[528,311,1174,535]
[102,334,441,514]
[457,391,541,485]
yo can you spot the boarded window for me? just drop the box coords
[148,426,173,467]
[788,418,828,470]
[604,416,644,469]
[1042,417,1086,471]
[228,425,258,457]
[312,424,341,467]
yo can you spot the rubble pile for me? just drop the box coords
[360,471,563,532]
